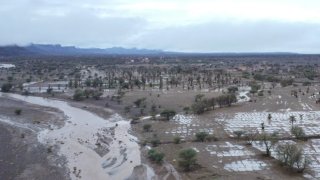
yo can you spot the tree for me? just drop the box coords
[276,143,310,172]
[1,83,12,92]
[160,109,176,120]
[244,130,258,145]
[85,79,92,87]
[258,132,279,156]
[249,81,261,95]
[289,115,296,128]
[159,76,163,90]
[178,148,197,171]
[195,132,208,142]
[73,89,84,101]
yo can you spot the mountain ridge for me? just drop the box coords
[0,44,299,57]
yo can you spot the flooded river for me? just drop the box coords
[0,93,142,180]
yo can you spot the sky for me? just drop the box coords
[1,0,320,53]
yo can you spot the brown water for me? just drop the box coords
[0,93,142,180]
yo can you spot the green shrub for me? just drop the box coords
[151,139,161,147]
[195,132,209,142]
[73,89,84,101]
[160,109,176,120]
[1,83,12,92]
[14,109,22,115]
[148,149,165,164]
[291,126,306,140]
[174,136,181,144]
[143,124,152,132]
[178,148,197,171]
[233,130,245,139]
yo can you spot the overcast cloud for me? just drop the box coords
[1,0,320,53]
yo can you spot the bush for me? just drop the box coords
[233,130,245,139]
[228,86,238,93]
[205,135,218,142]
[178,148,197,171]
[134,98,146,107]
[174,136,181,144]
[249,82,261,94]
[280,79,294,87]
[92,90,103,100]
[195,132,209,142]
[148,149,165,164]
[303,82,311,86]
[291,126,306,140]
[1,83,12,92]
[216,94,237,107]
[244,131,258,145]
[194,94,205,102]
[143,124,152,132]
[15,109,22,115]
[258,90,264,96]
[73,89,84,101]
[46,88,53,94]
[183,106,190,114]
[160,109,176,120]
[124,106,131,114]
[151,139,161,147]
[191,100,207,114]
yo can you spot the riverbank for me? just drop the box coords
[0,96,68,180]
[0,93,150,180]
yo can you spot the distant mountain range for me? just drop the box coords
[0,44,299,57]
[0,44,166,56]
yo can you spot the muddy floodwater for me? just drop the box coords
[0,93,142,180]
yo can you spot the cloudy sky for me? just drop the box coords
[1,0,320,53]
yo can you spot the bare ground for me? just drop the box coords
[0,97,69,180]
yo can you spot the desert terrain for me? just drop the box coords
[1,54,320,180]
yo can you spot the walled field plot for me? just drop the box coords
[217,111,320,137]
[204,141,269,172]
[164,114,215,140]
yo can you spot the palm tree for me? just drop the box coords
[268,113,272,124]
[289,115,296,127]
[261,122,265,131]
[299,114,303,120]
